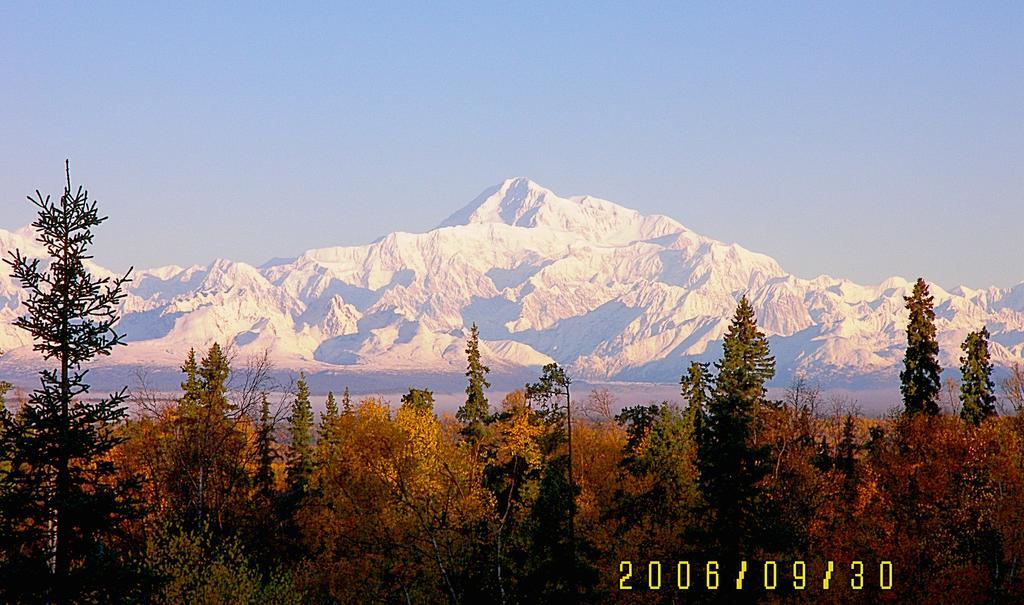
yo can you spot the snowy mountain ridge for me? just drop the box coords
[1,177,1022,388]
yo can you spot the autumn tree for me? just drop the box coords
[525,363,583,601]
[0,162,140,604]
[901,278,942,416]
[960,327,997,425]
[485,390,545,603]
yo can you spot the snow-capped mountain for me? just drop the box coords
[2,177,1023,388]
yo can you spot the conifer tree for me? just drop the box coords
[198,342,231,413]
[0,162,139,603]
[900,278,942,416]
[697,295,775,562]
[180,347,202,410]
[286,373,314,495]
[836,415,858,475]
[401,388,436,414]
[255,392,276,501]
[713,295,775,401]
[680,361,711,434]
[319,391,338,444]
[167,342,245,531]
[324,390,338,420]
[457,323,491,441]
[341,386,352,415]
[960,327,997,425]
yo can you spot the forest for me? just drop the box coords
[2,170,1024,604]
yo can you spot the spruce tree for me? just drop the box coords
[713,295,775,401]
[836,415,858,476]
[324,390,338,420]
[198,342,231,413]
[180,347,202,410]
[341,386,352,414]
[900,278,942,416]
[680,360,711,434]
[697,295,775,562]
[400,388,436,414]
[255,392,276,501]
[960,327,997,425]
[0,162,139,603]
[319,391,338,441]
[168,343,242,531]
[457,323,491,441]
[286,373,314,495]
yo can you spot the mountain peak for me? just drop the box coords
[439,177,556,229]
[438,178,686,244]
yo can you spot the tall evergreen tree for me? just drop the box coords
[0,162,139,603]
[680,360,711,434]
[697,295,775,562]
[286,373,314,495]
[960,327,997,425]
[324,390,338,420]
[341,386,352,415]
[319,391,339,444]
[255,392,276,501]
[836,415,858,477]
[457,323,491,442]
[900,278,942,416]
[713,295,775,401]
[167,343,247,532]
[180,347,202,410]
[198,342,231,413]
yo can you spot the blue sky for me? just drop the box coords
[1,2,1021,288]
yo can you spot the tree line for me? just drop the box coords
[2,166,1024,603]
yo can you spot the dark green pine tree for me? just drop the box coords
[680,360,711,435]
[0,162,140,603]
[900,278,942,416]
[697,295,775,562]
[198,342,231,413]
[255,392,276,501]
[318,390,339,444]
[713,295,775,401]
[324,390,338,419]
[400,388,436,414]
[286,373,314,495]
[180,347,202,410]
[457,323,491,442]
[167,342,237,530]
[341,386,352,414]
[959,327,997,425]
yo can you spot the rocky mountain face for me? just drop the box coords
[2,178,1022,389]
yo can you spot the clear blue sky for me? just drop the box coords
[2,2,1021,288]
